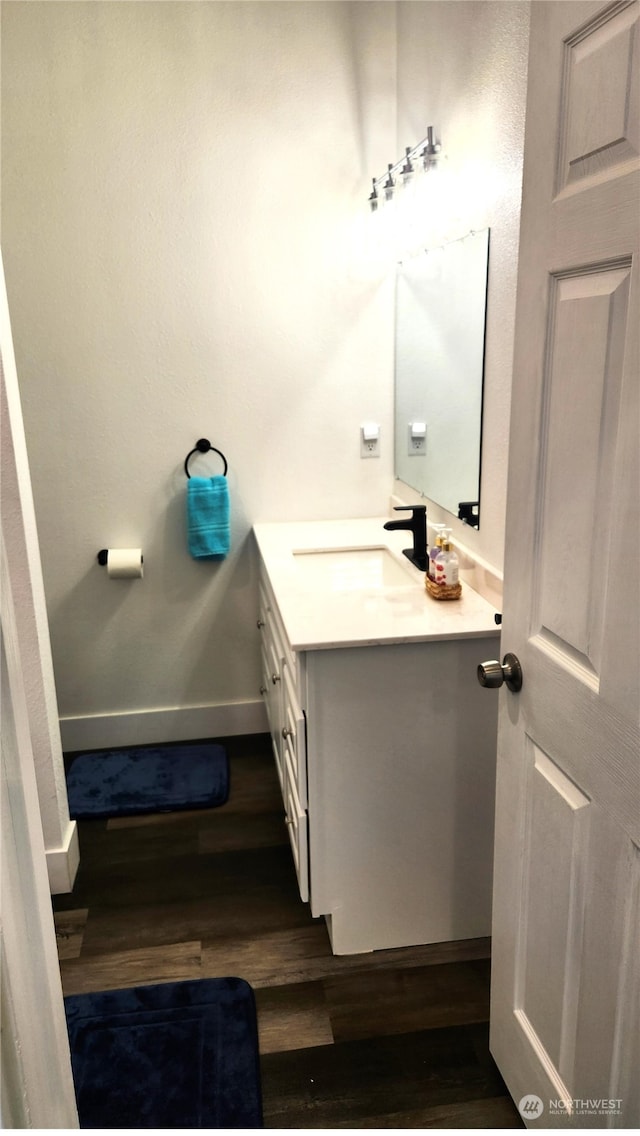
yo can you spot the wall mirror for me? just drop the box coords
[394,228,490,528]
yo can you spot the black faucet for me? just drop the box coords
[383,505,428,572]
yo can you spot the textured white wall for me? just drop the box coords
[1,0,397,740]
[394,0,530,571]
[1,1,528,742]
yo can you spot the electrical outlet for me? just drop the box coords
[408,422,426,455]
[360,423,380,458]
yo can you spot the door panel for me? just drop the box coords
[558,1,639,191]
[536,264,631,681]
[515,742,591,1093]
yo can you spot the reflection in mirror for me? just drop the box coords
[394,229,489,528]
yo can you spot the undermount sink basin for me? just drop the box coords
[292,546,417,591]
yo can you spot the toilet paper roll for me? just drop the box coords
[106,548,144,579]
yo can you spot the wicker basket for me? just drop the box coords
[425,575,462,601]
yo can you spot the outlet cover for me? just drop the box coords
[360,423,380,458]
[408,422,426,455]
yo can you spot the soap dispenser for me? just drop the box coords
[434,529,459,587]
[428,525,446,580]
[426,529,462,599]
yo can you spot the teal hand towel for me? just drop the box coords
[187,475,230,559]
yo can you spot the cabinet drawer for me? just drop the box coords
[284,751,309,903]
[270,732,284,795]
[261,646,284,792]
[263,631,283,702]
[259,589,285,678]
[282,662,307,808]
[259,574,284,648]
[259,564,298,680]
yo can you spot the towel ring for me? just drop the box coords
[184,438,228,478]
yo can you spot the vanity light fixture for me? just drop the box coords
[368,126,442,210]
[420,126,441,171]
[401,147,414,184]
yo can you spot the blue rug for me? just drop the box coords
[65,977,263,1129]
[66,742,229,819]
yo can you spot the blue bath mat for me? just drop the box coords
[66,743,229,819]
[64,977,263,1128]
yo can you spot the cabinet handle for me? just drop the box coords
[282,726,293,740]
[272,672,281,684]
[260,685,267,696]
[257,619,265,629]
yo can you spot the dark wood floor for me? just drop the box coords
[53,733,524,1129]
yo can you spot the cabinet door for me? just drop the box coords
[258,578,285,790]
[282,660,307,809]
[258,558,309,904]
[260,642,284,791]
[284,750,309,903]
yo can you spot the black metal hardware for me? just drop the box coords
[184,438,228,478]
[96,549,144,567]
[383,505,428,572]
[458,500,480,529]
[495,613,502,625]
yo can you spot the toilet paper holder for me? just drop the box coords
[97,549,144,566]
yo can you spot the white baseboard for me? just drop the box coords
[46,820,80,895]
[59,699,268,754]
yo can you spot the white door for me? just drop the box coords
[1,535,78,1128]
[1,261,78,1125]
[489,0,639,1128]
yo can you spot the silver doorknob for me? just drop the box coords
[477,652,523,692]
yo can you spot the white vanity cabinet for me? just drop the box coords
[258,567,309,900]
[254,519,501,956]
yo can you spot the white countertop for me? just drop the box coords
[253,518,500,651]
